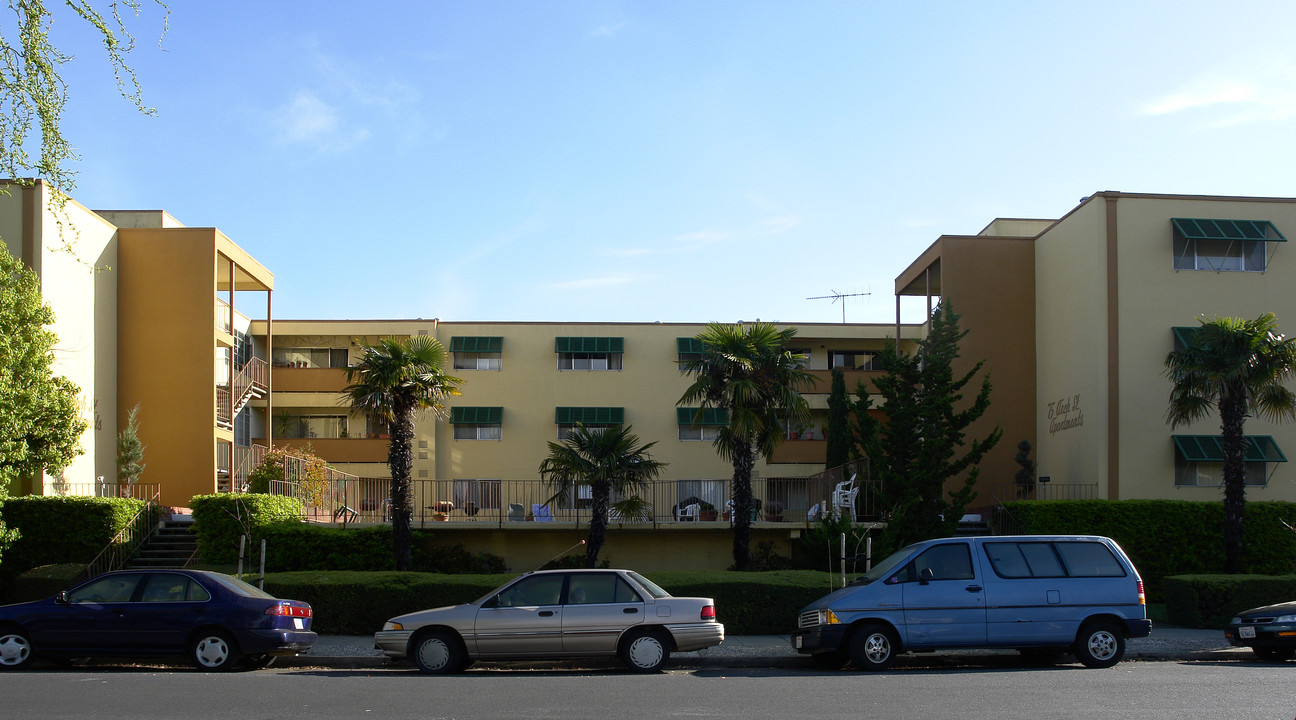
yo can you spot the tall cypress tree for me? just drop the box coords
[825,367,852,473]
[852,302,1002,547]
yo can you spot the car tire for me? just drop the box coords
[1253,647,1295,662]
[0,628,34,670]
[848,623,898,671]
[1074,622,1125,669]
[412,630,464,674]
[620,629,670,673]
[810,650,849,670]
[190,630,240,672]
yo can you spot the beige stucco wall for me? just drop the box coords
[1111,194,1296,501]
[1033,198,1111,496]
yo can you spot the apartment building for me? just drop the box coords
[1,181,273,508]
[894,191,1296,503]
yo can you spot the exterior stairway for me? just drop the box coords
[126,519,198,569]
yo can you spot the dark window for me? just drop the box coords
[69,574,145,603]
[566,574,642,605]
[498,574,565,607]
[1054,542,1126,577]
[140,574,211,602]
[898,543,974,582]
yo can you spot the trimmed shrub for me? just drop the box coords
[0,495,153,574]
[1164,574,1296,628]
[263,569,832,636]
[10,563,90,602]
[189,493,303,564]
[1000,499,1296,601]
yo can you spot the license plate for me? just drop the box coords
[794,636,803,649]
[1239,626,1256,639]
[294,618,305,630]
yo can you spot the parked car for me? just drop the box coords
[792,535,1151,670]
[375,568,724,673]
[1225,600,1296,661]
[0,569,316,671]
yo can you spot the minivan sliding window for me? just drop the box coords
[984,541,1126,579]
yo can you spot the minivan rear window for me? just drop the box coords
[983,541,1124,579]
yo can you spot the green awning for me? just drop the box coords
[676,337,705,354]
[1172,435,1287,462]
[449,336,503,353]
[555,337,624,353]
[555,407,625,424]
[677,407,729,426]
[1172,326,1198,348]
[450,407,503,424]
[1171,218,1287,242]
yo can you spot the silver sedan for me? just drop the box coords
[375,569,724,673]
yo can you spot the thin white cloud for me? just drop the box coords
[1140,61,1296,127]
[591,22,626,38]
[544,273,641,290]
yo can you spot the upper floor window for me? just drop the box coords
[451,337,503,370]
[556,337,624,371]
[677,337,704,367]
[1171,218,1285,272]
[274,347,349,369]
[677,407,728,441]
[451,407,503,440]
[1172,434,1286,487]
[556,407,624,440]
[830,350,880,371]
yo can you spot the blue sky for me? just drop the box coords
[50,1,1296,325]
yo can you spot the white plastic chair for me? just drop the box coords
[832,474,859,519]
[676,503,700,522]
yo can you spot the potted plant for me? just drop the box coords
[764,500,785,522]
[432,511,449,522]
[698,500,718,521]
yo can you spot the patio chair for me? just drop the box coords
[507,503,526,522]
[832,474,859,520]
[532,504,553,522]
[676,503,700,522]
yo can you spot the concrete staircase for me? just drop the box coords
[126,519,198,569]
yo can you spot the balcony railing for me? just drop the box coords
[269,474,885,527]
[216,298,232,335]
[39,481,162,499]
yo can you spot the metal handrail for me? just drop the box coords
[86,489,162,577]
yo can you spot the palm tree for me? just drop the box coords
[1165,313,1296,573]
[343,336,462,570]
[678,322,815,569]
[538,424,665,568]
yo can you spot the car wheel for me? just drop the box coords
[848,623,898,671]
[1254,647,1295,662]
[810,650,849,670]
[190,630,240,672]
[412,630,464,674]
[0,629,34,670]
[620,629,670,673]
[1074,622,1125,669]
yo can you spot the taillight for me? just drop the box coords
[1136,581,1145,606]
[701,605,716,621]
[266,603,312,618]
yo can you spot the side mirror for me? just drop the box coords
[55,591,70,605]
[919,568,934,585]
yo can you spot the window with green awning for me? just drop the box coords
[1172,435,1286,463]
[555,407,625,424]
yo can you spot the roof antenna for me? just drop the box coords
[806,288,871,323]
[531,539,586,572]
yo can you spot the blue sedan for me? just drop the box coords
[0,569,316,671]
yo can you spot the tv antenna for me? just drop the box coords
[806,289,871,323]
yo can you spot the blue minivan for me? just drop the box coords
[792,535,1151,670]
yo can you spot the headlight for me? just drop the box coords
[820,609,840,625]
[383,621,404,631]
[1274,615,1296,623]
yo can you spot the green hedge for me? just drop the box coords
[262,569,833,636]
[1164,574,1296,628]
[189,493,303,564]
[0,495,154,574]
[1000,499,1296,601]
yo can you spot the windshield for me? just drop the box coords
[627,571,671,599]
[850,544,918,586]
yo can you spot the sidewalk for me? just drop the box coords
[278,626,1248,669]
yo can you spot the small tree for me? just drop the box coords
[116,404,146,494]
[1013,440,1035,498]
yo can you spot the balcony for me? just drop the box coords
[256,436,390,463]
[268,476,883,527]
[271,366,349,393]
[802,367,883,393]
[769,438,826,464]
